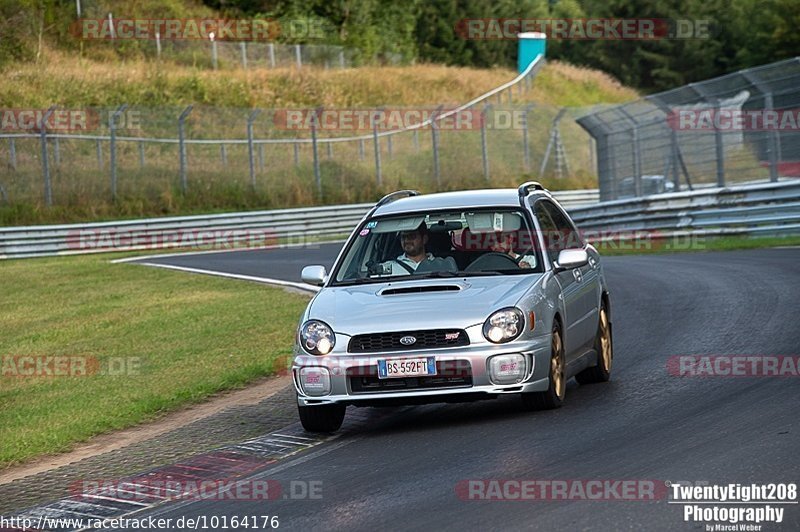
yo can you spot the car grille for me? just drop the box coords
[348,329,469,353]
[348,360,473,394]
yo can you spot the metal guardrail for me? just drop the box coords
[5,181,799,260]
[570,180,800,239]
[0,189,597,259]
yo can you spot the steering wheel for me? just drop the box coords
[486,252,522,267]
[464,252,521,273]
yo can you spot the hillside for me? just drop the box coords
[1,51,636,109]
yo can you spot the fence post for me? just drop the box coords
[220,144,227,167]
[764,92,779,182]
[692,84,726,188]
[372,120,382,187]
[109,104,128,201]
[480,104,490,181]
[522,104,533,173]
[295,44,302,69]
[156,31,161,60]
[178,105,193,194]
[39,106,56,206]
[413,129,419,153]
[358,138,365,161]
[670,129,680,191]
[631,125,642,196]
[311,109,321,198]
[139,141,146,168]
[293,142,299,167]
[246,109,261,190]
[712,101,725,187]
[339,50,345,68]
[431,106,442,187]
[240,42,248,69]
[8,139,16,171]
[96,139,103,169]
[387,135,393,160]
[210,33,218,69]
[52,137,60,167]
[258,143,265,171]
[326,142,333,160]
[619,108,642,196]
[268,43,276,68]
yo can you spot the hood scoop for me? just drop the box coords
[380,284,462,296]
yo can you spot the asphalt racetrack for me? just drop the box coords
[128,247,800,530]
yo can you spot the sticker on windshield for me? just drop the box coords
[493,212,504,231]
[359,228,370,237]
[366,221,378,229]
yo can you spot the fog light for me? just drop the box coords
[299,367,331,396]
[488,354,527,385]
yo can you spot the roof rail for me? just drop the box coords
[517,181,548,198]
[375,190,420,208]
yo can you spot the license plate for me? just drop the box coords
[377,356,436,379]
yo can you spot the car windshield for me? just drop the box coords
[332,208,543,285]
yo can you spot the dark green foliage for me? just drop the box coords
[2,0,797,91]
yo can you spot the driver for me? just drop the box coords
[381,222,437,274]
[489,231,536,269]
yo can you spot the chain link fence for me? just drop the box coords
[577,57,800,201]
[0,57,607,210]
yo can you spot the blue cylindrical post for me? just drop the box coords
[517,32,546,73]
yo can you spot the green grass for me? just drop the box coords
[594,234,800,256]
[0,254,310,468]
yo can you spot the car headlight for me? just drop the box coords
[483,307,524,344]
[299,320,335,355]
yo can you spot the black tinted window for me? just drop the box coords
[534,200,583,263]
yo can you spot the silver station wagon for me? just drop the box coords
[293,182,613,432]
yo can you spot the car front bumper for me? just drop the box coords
[292,335,553,407]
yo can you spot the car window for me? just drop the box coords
[533,202,561,264]
[536,199,583,257]
[331,208,543,284]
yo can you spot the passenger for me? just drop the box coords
[490,231,536,269]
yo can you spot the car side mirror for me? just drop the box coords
[553,249,588,273]
[301,265,327,286]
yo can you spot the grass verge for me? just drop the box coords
[0,254,310,469]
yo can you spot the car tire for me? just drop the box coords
[521,323,565,410]
[575,303,612,385]
[298,403,346,433]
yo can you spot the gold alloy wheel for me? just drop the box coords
[599,307,612,373]
[552,329,565,400]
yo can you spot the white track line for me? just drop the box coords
[134,262,319,293]
[110,239,345,264]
